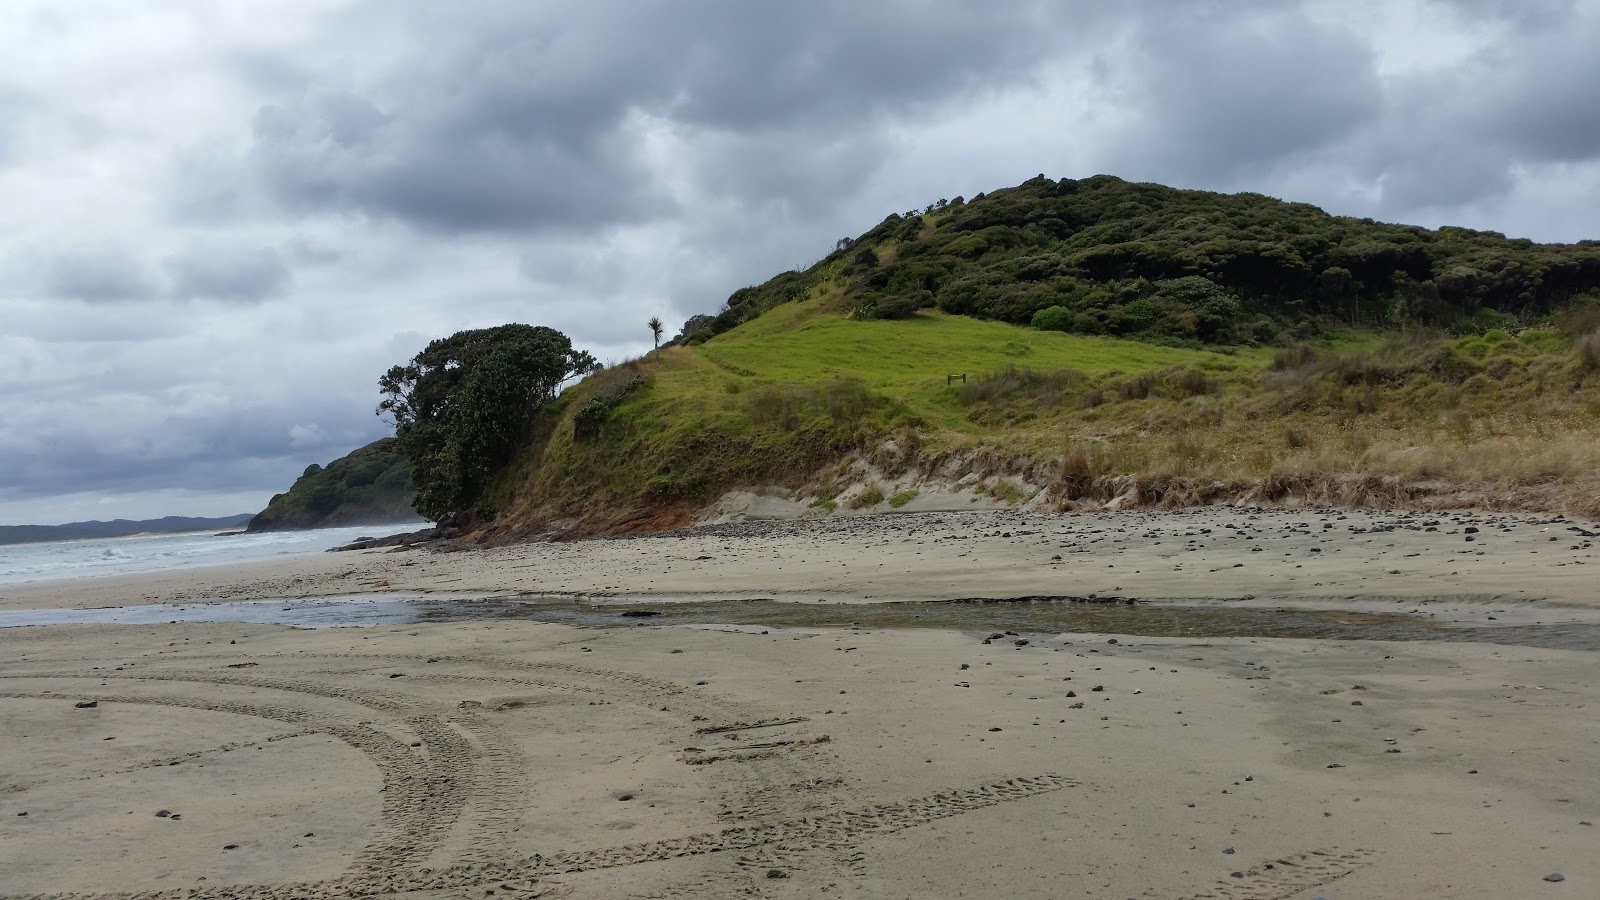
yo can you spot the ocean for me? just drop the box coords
[0,524,424,586]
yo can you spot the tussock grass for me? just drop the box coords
[888,489,919,508]
[850,486,886,509]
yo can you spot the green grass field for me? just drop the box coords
[682,300,1268,432]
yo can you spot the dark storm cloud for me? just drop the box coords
[1472,11,1600,164]
[0,378,387,504]
[165,243,291,303]
[1104,7,1382,183]
[42,245,156,303]
[235,0,1117,234]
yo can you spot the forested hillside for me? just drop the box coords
[247,438,417,531]
[688,174,1600,346]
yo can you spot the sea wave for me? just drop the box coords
[0,524,425,585]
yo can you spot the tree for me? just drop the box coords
[647,316,664,360]
[378,324,596,522]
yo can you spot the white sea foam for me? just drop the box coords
[0,524,424,585]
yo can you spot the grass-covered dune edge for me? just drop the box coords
[471,299,1600,542]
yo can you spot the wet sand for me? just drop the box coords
[1,508,1596,898]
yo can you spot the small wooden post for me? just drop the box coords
[946,373,967,385]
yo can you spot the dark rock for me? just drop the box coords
[1544,873,1564,883]
[620,610,662,618]
[223,844,238,850]
[617,793,634,801]
[766,869,789,879]
[75,700,97,709]
[155,810,171,818]
[988,727,1002,732]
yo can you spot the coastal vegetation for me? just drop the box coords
[688,174,1600,345]
[342,175,1600,534]
[378,324,597,521]
[246,438,416,531]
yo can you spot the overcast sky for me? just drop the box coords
[3,0,1598,525]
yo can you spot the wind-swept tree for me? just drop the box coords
[647,316,664,360]
[378,324,596,522]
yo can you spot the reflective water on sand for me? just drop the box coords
[3,593,1598,650]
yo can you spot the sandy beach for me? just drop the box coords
[2,507,1596,898]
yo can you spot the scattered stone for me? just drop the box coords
[74,700,97,709]
[766,869,789,879]
[1543,873,1565,883]
[154,810,172,818]
[988,727,1002,732]
[223,844,238,850]
[617,793,634,801]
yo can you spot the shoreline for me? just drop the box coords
[4,506,1595,614]
[2,506,1595,897]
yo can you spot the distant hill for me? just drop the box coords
[247,438,418,531]
[0,514,255,545]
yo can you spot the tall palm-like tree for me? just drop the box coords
[648,316,664,360]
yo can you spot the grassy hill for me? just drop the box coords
[477,301,1600,539]
[445,175,1600,538]
[247,438,418,531]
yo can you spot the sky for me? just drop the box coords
[3,0,1599,526]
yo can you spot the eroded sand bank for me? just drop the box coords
[1,508,1595,898]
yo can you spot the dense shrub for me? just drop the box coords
[691,174,1600,346]
[1032,305,1074,332]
